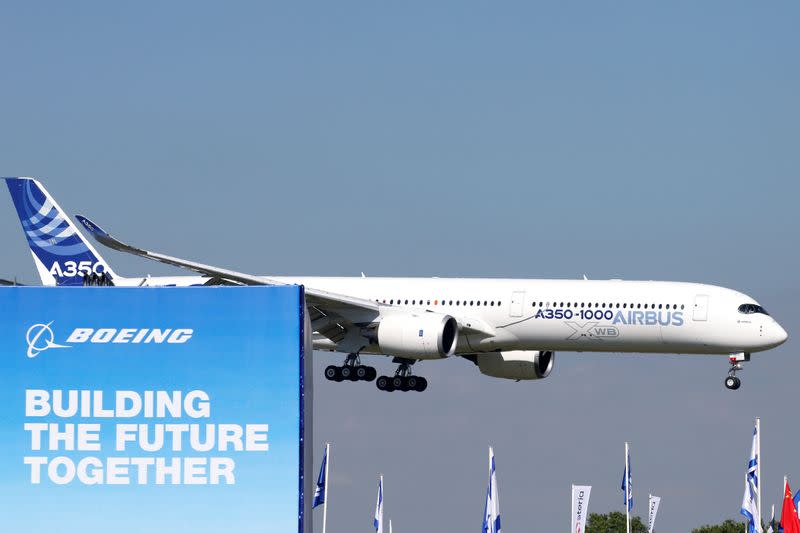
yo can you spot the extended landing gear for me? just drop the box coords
[324,353,377,383]
[376,359,428,393]
[724,352,750,390]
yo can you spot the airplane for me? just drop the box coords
[3,177,789,392]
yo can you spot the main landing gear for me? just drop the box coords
[324,353,377,383]
[376,359,428,393]
[724,352,750,390]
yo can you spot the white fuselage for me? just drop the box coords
[125,276,787,357]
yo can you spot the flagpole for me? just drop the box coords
[626,442,631,533]
[571,484,575,533]
[757,418,762,530]
[322,442,330,533]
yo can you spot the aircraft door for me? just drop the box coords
[510,291,525,317]
[693,294,709,321]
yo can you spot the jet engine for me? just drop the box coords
[377,313,459,359]
[476,350,554,380]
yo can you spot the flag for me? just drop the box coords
[647,494,661,533]
[794,490,800,513]
[374,475,384,533]
[313,444,328,508]
[621,443,633,512]
[767,504,775,533]
[571,485,592,533]
[741,422,763,533]
[482,484,491,533]
[782,479,800,533]
[482,447,502,533]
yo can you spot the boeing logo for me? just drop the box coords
[26,322,70,358]
[24,322,193,358]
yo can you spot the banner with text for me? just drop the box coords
[571,484,592,533]
[648,494,661,533]
[0,286,307,532]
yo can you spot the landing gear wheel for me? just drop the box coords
[377,376,391,391]
[725,376,741,390]
[392,376,404,391]
[406,376,418,391]
[340,366,353,381]
[415,377,428,392]
[365,367,377,382]
[356,366,368,380]
[724,353,749,390]
[324,365,339,381]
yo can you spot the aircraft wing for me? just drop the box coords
[74,215,382,318]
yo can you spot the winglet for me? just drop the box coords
[74,214,140,256]
[74,215,111,239]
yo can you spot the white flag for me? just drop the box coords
[740,420,763,533]
[482,447,501,533]
[571,485,592,533]
[374,475,383,533]
[647,494,661,533]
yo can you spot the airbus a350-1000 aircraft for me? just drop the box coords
[3,177,788,391]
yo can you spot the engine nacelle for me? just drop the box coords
[377,313,459,359]
[477,350,555,380]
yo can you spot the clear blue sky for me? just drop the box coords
[0,2,798,531]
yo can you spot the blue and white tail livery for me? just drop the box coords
[3,177,116,286]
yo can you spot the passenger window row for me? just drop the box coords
[531,301,685,310]
[376,299,502,307]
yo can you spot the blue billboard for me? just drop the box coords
[0,286,310,532]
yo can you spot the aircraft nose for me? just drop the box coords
[775,323,789,346]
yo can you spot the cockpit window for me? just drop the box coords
[738,303,770,316]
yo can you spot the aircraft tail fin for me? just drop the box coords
[3,177,118,286]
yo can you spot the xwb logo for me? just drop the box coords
[565,321,620,340]
[26,322,70,358]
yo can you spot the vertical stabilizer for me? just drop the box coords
[4,177,117,286]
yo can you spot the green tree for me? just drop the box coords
[585,512,647,533]
[692,519,746,533]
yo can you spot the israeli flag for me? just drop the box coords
[740,422,763,533]
[482,447,502,533]
[313,444,328,508]
[621,443,633,512]
[374,475,384,533]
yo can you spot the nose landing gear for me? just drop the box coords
[724,352,750,390]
